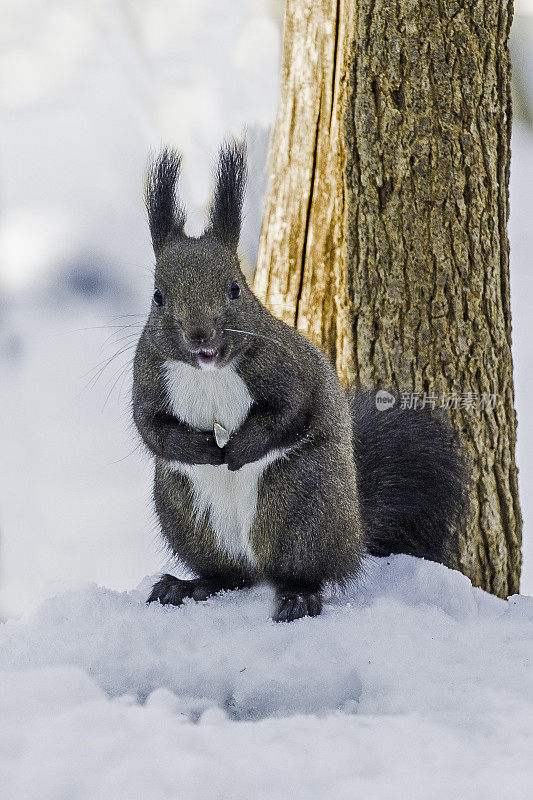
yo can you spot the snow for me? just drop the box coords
[1,555,533,798]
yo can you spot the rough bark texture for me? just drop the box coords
[255,0,522,596]
[254,0,357,383]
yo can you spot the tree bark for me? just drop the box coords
[255,0,522,597]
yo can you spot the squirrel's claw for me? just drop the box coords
[272,589,322,623]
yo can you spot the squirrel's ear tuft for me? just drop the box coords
[145,148,186,256]
[208,139,247,250]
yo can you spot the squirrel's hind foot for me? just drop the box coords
[273,587,322,623]
[147,574,250,606]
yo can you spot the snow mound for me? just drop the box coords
[1,555,533,799]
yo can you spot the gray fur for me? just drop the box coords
[132,142,469,622]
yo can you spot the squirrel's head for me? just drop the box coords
[143,140,259,370]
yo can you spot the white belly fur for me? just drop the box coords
[163,359,284,567]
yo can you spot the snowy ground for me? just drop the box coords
[2,555,533,799]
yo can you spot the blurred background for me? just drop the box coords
[0,0,532,617]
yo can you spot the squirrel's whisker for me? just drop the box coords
[79,343,136,395]
[223,328,293,354]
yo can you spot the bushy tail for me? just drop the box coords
[350,390,469,564]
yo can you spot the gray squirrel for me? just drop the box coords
[132,141,468,622]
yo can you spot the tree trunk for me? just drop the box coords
[255,0,522,597]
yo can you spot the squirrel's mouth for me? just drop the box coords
[192,347,220,367]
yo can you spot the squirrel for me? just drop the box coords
[132,141,468,623]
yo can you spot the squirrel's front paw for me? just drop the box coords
[169,429,225,466]
[224,436,258,471]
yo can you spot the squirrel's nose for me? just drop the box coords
[185,327,216,348]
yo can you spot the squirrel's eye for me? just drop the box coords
[153,288,165,306]
[229,281,241,300]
